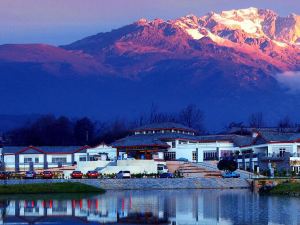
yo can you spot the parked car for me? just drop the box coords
[24,171,36,179]
[42,171,54,179]
[222,171,240,178]
[160,172,174,178]
[116,171,131,179]
[71,171,83,179]
[0,171,9,180]
[157,164,168,174]
[86,170,99,179]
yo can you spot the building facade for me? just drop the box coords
[112,123,238,163]
[0,144,116,172]
[2,123,300,174]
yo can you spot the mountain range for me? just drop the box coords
[1,7,300,130]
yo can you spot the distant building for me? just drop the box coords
[112,122,237,162]
[113,123,300,174]
[0,144,116,172]
[235,131,300,173]
[2,123,300,175]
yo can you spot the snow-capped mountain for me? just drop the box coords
[0,8,300,129]
[62,7,299,78]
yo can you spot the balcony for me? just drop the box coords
[237,154,258,159]
[258,152,290,162]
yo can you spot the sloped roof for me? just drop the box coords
[258,131,300,142]
[133,122,196,132]
[197,134,236,142]
[2,146,87,154]
[112,133,236,148]
[232,136,255,147]
[228,126,300,134]
[112,135,170,148]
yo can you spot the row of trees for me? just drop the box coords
[226,112,299,133]
[3,104,205,146]
[2,106,299,146]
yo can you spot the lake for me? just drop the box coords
[0,189,299,225]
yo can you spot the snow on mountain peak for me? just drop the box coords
[133,8,299,47]
[208,7,264,36]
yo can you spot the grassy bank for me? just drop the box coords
[0,182,105,195]
[262,182,300,196]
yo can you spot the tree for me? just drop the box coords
[52,116,74,145]
[92,118,131,145]
[179,104,204,132]
[277,116,294,132]
[148,103,177,124]
[248,112,265,128]
[217,159,238,172]
[74,117,95,145]
[224,122,250,135]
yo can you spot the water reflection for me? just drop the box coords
[0,189,299,225]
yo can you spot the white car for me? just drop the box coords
[157,164,168,174]
[116,171,131,179]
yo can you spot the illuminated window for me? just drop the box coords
[192,151,197,161]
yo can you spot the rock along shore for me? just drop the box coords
[0,178,250,190]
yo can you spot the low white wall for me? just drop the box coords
[76,161,110,173]
[101,160,163,175]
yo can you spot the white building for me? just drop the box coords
[112,122,238,162]
[0,144,116,172]
[2,124,300,175]
[235,131,300,173]
[113,123,300,174]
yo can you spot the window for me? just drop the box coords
[172,141,176,148]
[24,158,32,163]
[164,152,176,160]
[35,158,39,163]
[52,157,67,163]
[204,151,217,160]
[79,156,87,161]
[192,151,197,161]
[279,148,286,157]
[89,156,96,161]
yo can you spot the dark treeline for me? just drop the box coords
[225,112,300,134]
[3,107,300,146]
[3,104,205,146]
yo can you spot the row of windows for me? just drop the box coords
[79,156,98,161]
[136,130,194,135]
[24,157,67,163]
[164,152,176,160]
[52,157,67,163]
[204,151,217,160]
[24,157,39,163]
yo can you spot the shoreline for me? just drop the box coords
[0,178,251,190]
[0,182,105,195]
[260,182,300,197]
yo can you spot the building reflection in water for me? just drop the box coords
[0,189,299,225]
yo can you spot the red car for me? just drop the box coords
[86,170,99,179]
[0,172,9,180]
[42,171,54,179]
[71,171,83,179]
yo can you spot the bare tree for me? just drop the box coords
[224,122,249,135]
[179,104,204,132]
[277,116,294,132]
[148,103,176,123]
[248,112,265,128]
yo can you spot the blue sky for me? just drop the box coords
[0,0,299,45]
